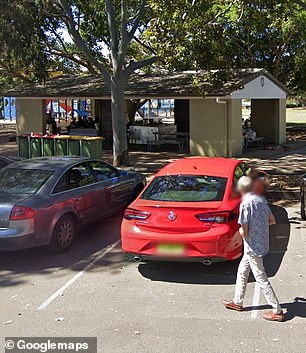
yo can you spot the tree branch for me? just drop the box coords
[173,0,197,41]
[208,0,238,26]
[132,36,156,55]
[48,21,69,53]
[119,0,129,65]
[125,56,159,76]
[105,0,119,64]
[128,0,146,39]
[132,35,166,64]
[293,0,306,10]
[46,48,98,73]
[225,32,252,58]
[56,0,110,83]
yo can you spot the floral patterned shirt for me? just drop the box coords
[238,192,273,257]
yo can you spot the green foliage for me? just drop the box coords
[2,0,306,96]
[145,0,233,70]
[0,0,49,87]
[145,0,306,94]
[220,0,306,90]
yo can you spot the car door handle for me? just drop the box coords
[73,197,82,202]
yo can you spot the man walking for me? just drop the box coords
[223,176,284,322]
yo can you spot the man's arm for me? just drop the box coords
[269,212,276,225]
[239,224,248,238]
[265,201,276,225]
[238,203,250,238]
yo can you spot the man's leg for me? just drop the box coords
[248,253,282,314]
[233,253,251,306]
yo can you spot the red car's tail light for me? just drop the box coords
[124,208,151,221]
[10,206,35,221]
[195,211,236,225]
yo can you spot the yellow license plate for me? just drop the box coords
[157,243,185,256]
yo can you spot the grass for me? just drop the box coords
[286,108,306,124]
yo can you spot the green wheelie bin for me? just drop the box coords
[81,137,103,159]
[30,134,43,158]
[68,136,81,156]
[54,135,70,156]
[18,135,30,159]
[42,135,56,156]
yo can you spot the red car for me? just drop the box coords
[121,157,251,264]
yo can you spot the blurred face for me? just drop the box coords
[237,187,247,196]
[253,177,266,196]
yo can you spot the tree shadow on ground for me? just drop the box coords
[138,204,290,285]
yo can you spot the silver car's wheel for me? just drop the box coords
[48,215,77,253]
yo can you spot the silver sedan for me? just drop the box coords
[0,156,146,252]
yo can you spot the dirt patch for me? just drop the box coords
[269,174,301,191]
[287,126,306,141]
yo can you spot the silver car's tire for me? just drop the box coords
[48,215,77,253]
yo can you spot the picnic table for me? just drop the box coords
[243,136,264,152]
[148,131,189,152]
[247,137,264,146]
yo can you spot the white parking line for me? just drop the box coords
[251,282,261,318]
[37,240,121,310]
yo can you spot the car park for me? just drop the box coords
[0,156,145,252]
[121,157,252,263]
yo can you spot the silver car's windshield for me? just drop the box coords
[0,168,53,194]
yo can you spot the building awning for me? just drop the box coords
[2,68,290,99]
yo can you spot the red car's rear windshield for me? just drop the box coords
[141,175,227,202]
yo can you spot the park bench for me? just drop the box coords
[247,137,264,146]
[148,132,188,152]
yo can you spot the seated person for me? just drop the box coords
[67,117,77,132]
[46,111,58,135]
[76,116,85,128]
[86,117,95,129]
[70,117,77,128]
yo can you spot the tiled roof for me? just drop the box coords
[2,68,290,98]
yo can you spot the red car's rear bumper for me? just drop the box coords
[121,221,242,262]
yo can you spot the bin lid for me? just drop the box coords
[82,136,104,141]
[43,135,57,139]
[30,134,43,138]
[18,134,42,137]
[69,135,83,140]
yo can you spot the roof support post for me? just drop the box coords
[216,98,229,157]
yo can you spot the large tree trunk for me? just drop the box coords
[127,100,138,124]
[110,74,130,167]
[127,99,148,124]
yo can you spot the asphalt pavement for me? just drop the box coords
[0,204,305,353]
